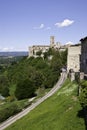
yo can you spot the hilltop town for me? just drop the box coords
[29,36,87,80]
[29,36,70,58]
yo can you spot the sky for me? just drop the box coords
[0,0,87,51]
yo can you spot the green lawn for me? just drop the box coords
[5,79,85,130]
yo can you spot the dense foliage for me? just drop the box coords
[0,75,9,97]
[0,100,31,122]
[0,48,67,100]
[79,80,87,107]
[0,49,67,123]
[0,103,21,122]
[15,79,35,100]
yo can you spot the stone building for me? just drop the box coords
[29,36,70,58]
[67,44,81,72]
[80,37,87,75]
[29,45,49,58]
[28,36,54,58]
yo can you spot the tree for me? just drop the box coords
[15,79,35,100]
[51,51,62,74]
[60,49,67,65]
[43,48,53,59]
[0,75,9,97]
[30,71,44,88]
[79,80,87,107]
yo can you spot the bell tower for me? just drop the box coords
[50,36,55,48]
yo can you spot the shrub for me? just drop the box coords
[0,103,21,122]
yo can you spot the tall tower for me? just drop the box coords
[50,36,55,48]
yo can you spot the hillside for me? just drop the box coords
[5,79,85,130]
[0,48,67,124]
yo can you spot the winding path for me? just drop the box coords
[0,72,67,130]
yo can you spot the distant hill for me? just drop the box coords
[0,51,28,57]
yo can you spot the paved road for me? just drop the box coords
[0,72,67,130]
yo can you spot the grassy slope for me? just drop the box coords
[5,79,85,130]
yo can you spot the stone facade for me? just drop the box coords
[67,36,87,80]
[70,72,75,81]
[80,37,87,74]
[29,45,49,58]
[29,36,70,58]
[67,44,81,72]
[80,72,84,80]
[29,36,55,58]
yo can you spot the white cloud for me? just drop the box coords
[0,46,28,51]
[33,24,51,30]
[55,19,74,27]
[39,24,44,29]
[0,47,15,52]
[33,23,44,29]
[65,41,74,45]
[45,27,51,30]
[2,47,10,51]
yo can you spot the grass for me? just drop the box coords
[5,79,85,130]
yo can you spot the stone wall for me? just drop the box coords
[80,37,87,74]
[29,45,49,58]
[67,45,81,72]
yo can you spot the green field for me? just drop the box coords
[5,79,85,130]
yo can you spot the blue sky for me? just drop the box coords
[0,0,87,51]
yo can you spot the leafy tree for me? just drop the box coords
[43,48,54,59]
[47,48,54,55]
[51,51,62,73]
[0,85,9,97]
[44,73,58,88]
[60,49,67,65]
[0,75,9,97]
[79,80,87,107]
[30,71,44,88]
[15,79,35,100]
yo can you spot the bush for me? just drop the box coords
[0,103,21,122]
